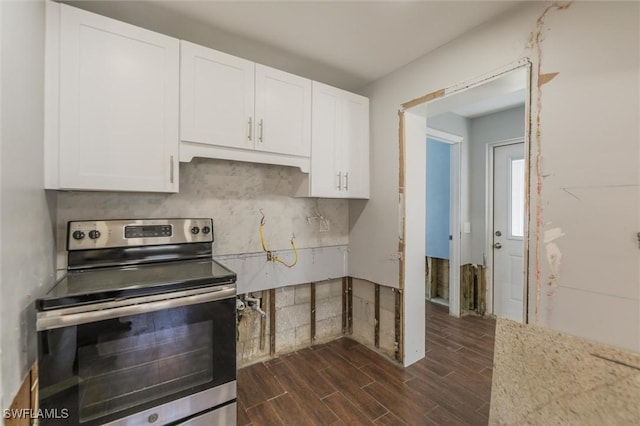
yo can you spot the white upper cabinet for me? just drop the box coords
[310,83,342,197]
[46,3,180,192]
[342,91,370,199]
[304,82,369,199]
[180,41,255,150]
[180,49,312,171]
[254,65,311,158]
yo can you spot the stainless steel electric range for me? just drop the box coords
[36,219,237,426]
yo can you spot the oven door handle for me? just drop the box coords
[37,285,236,331]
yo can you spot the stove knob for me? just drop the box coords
[202,226,211,234]
[88,230,101,240]
[191,226,200,235]
[72,230,85,240]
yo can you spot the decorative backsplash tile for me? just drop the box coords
[56,158,348,269]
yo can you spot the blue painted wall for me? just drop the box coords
[426,138,450,259]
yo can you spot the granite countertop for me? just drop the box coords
[490,319,640,425]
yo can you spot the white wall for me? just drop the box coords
[427,112,471,264]
[0,0,57,410]
[61,0,363,91]
[468,105,525,265]
[352,1,639,353]
[403,112,426,365]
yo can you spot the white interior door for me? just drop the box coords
[493,143,525,321]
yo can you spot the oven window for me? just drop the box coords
[77,318,213,423]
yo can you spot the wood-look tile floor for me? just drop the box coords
[237,301,496,425]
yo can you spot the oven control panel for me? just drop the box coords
[68,219,214,250]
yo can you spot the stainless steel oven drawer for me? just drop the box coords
[102,381,236,426]
[178,402,236,426]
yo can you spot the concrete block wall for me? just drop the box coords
[352,278,375,344]
[352,278,397,359]
[379,285,397,358]
[236,279,343,368]
[276,284,312,353]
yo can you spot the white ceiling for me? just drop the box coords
[426,67,528,119]
[71,1,526,90]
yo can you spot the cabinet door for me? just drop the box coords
[58,4,179,192]
[180,41,255,150]
[255,65,311,157]
[342,92,370,199]
[311,82,342,197]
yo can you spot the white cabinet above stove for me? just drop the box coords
[179,41,311,172]
[45,2,180,193]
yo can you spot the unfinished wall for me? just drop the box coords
[351,278,397,359]
[0,0,56,412]
[236,279,343,368]
[468,105,526,265]
[428,258,450,302]
[353,1,640,353]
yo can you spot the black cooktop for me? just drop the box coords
[37,258,236,311]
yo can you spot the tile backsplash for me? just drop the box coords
[56,158,348,269]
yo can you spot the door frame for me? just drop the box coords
[485,138,526,321]
[426,127,463,317]
[399,59,532,366]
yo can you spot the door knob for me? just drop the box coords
[494,243,502,249]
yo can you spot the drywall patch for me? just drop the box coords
[543,227,565,244]
[528,1,572,323]
[538,72,559,86]
[545,242,562,294]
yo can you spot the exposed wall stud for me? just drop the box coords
[259,291,266,350]
[342,276,347,333]
[347,276,353,334]
[394,288,402,362]
[374,284,380,348]
[310,282,316,342]
[479,266,487,315]
[269,288,276,356]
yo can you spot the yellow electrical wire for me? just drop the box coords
[259,210,298,268]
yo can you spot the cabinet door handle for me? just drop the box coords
[258,119,264,143]
[344,172,349,191]
[336,172,342,190]
[170,155,174,183]
[247,117,253,141]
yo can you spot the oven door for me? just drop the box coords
[37,285,236,425]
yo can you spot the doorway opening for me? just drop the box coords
[403,64,530,330]
[425,129,462,312]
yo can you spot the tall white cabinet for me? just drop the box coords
[45,3,179,192]
[306,82,369,199]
